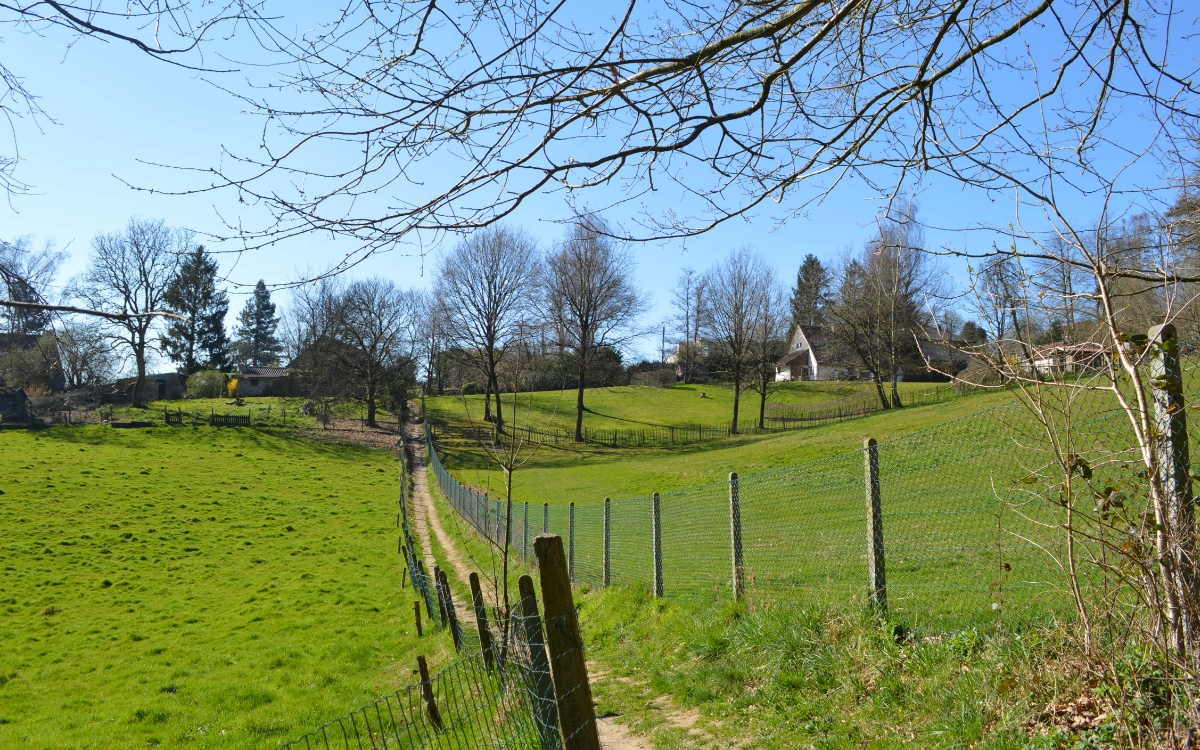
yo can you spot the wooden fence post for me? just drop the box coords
[417,561,438,623]
[437,568,463,652]
[432,564,448,629]
[469,572,496,670]
[730,472,745,601]
[568,502,576,584]
[416,655,443,730]
[413,600,423,637]
[523,502,530,563]
[603,498,611,587]
[1149,323,1199,647]
[534,535,600,750]
[652,492,663,599]
[518,574,561,750]
[864,438,887,615]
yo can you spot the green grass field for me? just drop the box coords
[426,383,1010,504]
[0,424,454,749]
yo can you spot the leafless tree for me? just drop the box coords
[1,236,65,333]
[434,225,540,434]
[330,278,420,427]
[745,271,789,430]
[544,215,647,442]
[702,247,773,433]
[56,319,118,389]
[1,0,264,198]
[670,267,706,383]
[70,218,183,406]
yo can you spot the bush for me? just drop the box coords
[461,382,480,395]
[227,378,239,399]
[185,370,227,399]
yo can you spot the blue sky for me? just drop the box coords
[2,4,1187,364]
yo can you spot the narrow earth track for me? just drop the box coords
[404,420,653,750]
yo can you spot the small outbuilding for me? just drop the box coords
[232,367,296,397]
[0,385,28,422]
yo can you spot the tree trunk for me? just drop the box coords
[132,338,147,408]
[758,384,767,430]
[366,386,377,427]
[872,372,889,410]
[890,375,903,409]
[574,370,586,442]
[491,367,504,434]
[730,373,741,434]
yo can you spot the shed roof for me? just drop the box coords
[240,367,293,378]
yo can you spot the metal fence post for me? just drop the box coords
[864,438,887,615]
[652,492,663,598]
[523,501,530,563]
[518,574,560,749]
[603,498,611,587]
[568,502,576,584]
[1149,323,1199,646]
[534,535,600,750]
[730,472,745,601]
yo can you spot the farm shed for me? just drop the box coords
[233,367,296,397]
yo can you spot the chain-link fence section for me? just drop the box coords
[428,352,1200,631]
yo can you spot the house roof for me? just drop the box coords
[240,366,293,378]
[776,350,810,368]
[0,385,26,398]
[1031,342,1109,358]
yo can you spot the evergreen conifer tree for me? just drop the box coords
[790,254,830,330]
[161,246,231,373]
[233,280,282,368]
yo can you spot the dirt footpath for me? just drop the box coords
[403,421,653,750]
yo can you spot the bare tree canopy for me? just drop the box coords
[545,215,646,441]
[190,0,1198,258]
[70,218,184,406]
[1,0,264,197]
[702,246,775,433]
[434,224,541,433]
[0,236,64,333]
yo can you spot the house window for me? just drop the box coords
[250,378,259,386]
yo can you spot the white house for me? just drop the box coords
[775,326,834,381]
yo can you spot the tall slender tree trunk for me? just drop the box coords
[758,384,767,430]
[490,368,504,434]
[871,371,889,410]
[366,385,377,427]
[574,363,586,442]
[132,338,147,408]
[730,371,741,434]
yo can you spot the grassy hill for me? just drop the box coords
[425,382,1010,505]
[0,424,453,749]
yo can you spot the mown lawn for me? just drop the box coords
[0,424,454,749]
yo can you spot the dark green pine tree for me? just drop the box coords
[161,246,231,374]
[233,280,282,368]
[790,253,830,330]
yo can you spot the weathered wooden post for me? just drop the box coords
[437,568,463,652]
[1149,323,1199,648]
[416,655,443,729]
[534,535,600,750]
[469,572,496,670]
[864,438,887,615]
[417,561,438,623]
[730,472,745,601]
[432,564,448,629]
[518,574,560,749]
[413,600,423,637]
[568,502,576,583]
[652,492,663,598]
[523,501,530,562]
[603,498,611,587]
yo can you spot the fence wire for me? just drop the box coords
[279,600,582,750]
[428,357,1200,631]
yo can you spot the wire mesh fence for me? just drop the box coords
[278,599,583,750]
[428,354,1200,631]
